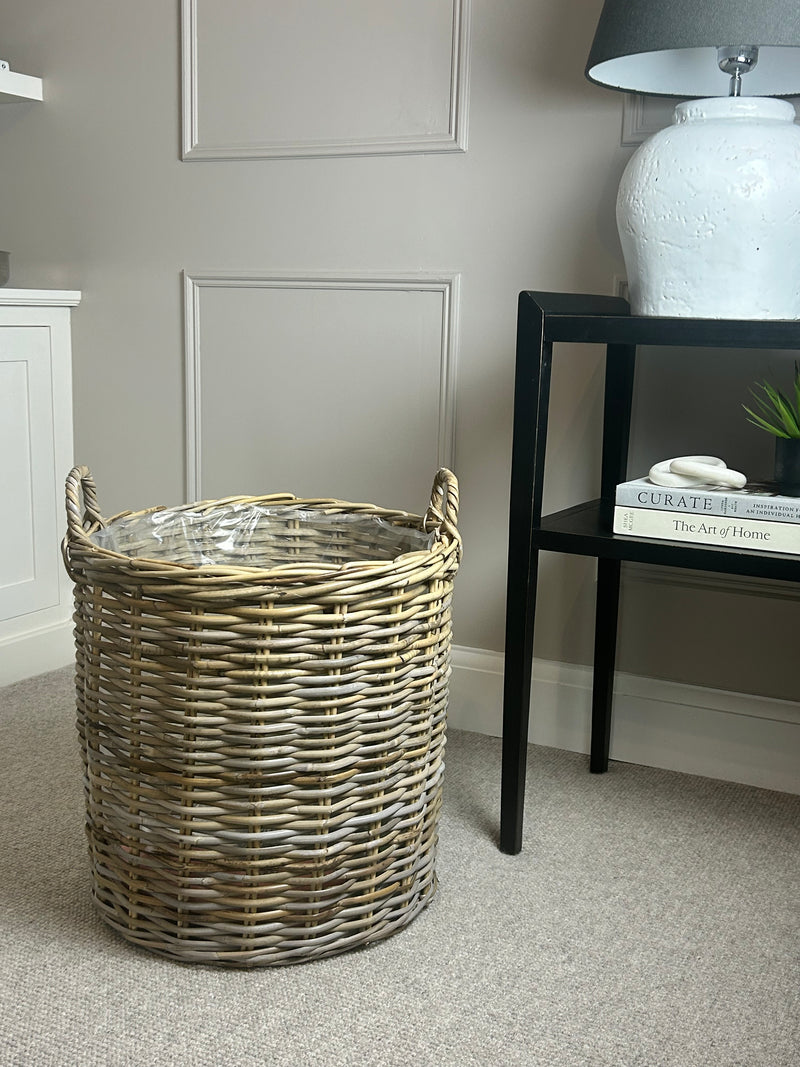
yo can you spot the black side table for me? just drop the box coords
[500,291,800,855]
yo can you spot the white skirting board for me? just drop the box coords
[448,646,800,795]
[0,619,74,689]
[4,630,797,795]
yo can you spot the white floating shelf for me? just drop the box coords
[0,69,43,103]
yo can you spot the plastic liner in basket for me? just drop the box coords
[89,503,436,569]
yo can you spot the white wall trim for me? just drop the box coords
[449,645,800,794]
[181,0,471,160]
[0,618,73,688]
[620,94,677,148]
[182,270,460,503]
[7,631,798,794]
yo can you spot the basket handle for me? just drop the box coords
[65,466,105,541]
[424,467,459,534]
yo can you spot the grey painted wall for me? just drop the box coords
[0,0,796,701]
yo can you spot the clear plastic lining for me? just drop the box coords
[90,504,435,568]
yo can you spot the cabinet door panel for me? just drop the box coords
[0,326,60,619]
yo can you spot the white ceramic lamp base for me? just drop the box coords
[617,98,800,319]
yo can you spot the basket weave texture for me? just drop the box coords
[63,467,461,967]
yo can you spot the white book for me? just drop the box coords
[615,476,800,523]
[613,505,800,555]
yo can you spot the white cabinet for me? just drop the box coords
[0,289,81,685]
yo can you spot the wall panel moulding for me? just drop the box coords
[181,0,471,160]
[182,271,460,507]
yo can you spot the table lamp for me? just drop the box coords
[585,0,800,319]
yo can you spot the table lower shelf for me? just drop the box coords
[536,500,800,582]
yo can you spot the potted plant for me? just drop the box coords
[743,362,800,493]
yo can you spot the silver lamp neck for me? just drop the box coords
[717,45,760,96]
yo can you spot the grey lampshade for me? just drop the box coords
[586,0,800,97]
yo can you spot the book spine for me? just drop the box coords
[614,484,800,523]
[613,506,800,554]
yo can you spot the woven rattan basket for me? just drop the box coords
[63,466,461,967]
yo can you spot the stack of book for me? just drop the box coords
[613,477,800,555]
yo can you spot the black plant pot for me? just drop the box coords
[773,437,800,495]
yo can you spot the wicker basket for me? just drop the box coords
[63,467,461,967]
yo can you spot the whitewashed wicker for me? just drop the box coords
[63,467,461,967]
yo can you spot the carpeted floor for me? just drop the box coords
[1,667,798,1067]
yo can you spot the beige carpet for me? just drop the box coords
[1,667,798,1066]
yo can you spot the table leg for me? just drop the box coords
[500,295,551,855]
[500,547,539,854]
[590,556,622,773]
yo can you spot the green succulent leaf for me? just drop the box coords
[743,369,800,438]
[743,408,792,437]
[768,387,800,434]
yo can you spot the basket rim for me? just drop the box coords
[66,492,458,585]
